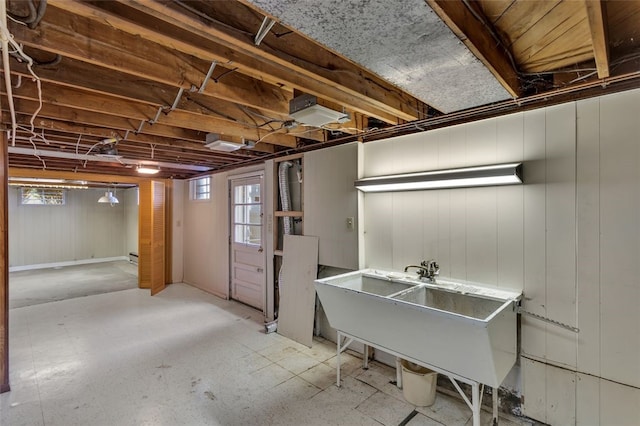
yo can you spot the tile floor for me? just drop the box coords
[1,283,533,426]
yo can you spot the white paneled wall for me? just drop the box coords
[304,142,359,270]
[171,180,185,284]
[361,89,640,425]
[182,172,229,298]
[181,166,265,299]
[8,187,130,267]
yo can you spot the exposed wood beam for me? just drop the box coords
[7,60,309,144]
[9,167,153,184]
[60,0,416,123]
[584,0,610,78]
[425,0,521,98]
[5,88,298,148]
[8,8,292,117]
[12,99,205,142]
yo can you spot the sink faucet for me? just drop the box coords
[404,260,439,282]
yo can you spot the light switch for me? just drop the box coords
[346,217,354,230]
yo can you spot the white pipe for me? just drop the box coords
[0,0,17,146]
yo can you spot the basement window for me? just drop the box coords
[190,177,211,201]
[20,188,65,205]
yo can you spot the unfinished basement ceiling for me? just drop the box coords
[2,0,640,179]
[245,0,512,113]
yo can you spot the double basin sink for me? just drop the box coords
[314,269,521,387]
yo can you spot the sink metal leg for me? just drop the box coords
[492,386,499,425]
[449,376,482,426]
[471,383,481,426]
[396,357,402,389]
[336,331,353,387]
[363,344,369,369]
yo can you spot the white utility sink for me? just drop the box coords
[314,269,522,388]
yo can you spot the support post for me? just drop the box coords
[492,386,499,425]
[336,331,342,387]
[0,131,9,393]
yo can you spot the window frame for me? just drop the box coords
[20,187,66,206]
[189,176,211,201]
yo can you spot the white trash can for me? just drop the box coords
[400,359,438,406]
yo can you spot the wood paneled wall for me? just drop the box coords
[361,89,640,424]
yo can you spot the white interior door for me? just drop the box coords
[230,175,265,310]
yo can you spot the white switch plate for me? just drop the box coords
[346,217,354,230]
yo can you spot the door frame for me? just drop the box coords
[228,171,267,313]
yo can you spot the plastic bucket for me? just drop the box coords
[400,359,438,406]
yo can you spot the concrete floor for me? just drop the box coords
[1,279,531,425]
[9,261,138,309]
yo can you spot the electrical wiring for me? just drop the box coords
[0,13,43,154]
[254,126,285,144]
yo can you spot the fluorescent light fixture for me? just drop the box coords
[205,133,244,151]
[355,163,523,192]
[137,166,160,175]
[98,191,119,204]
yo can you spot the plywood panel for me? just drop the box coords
[599,90,640,388]
[277,235,319,347]
[544,103,577,369]
[576,97,601,376]
[522,108,547,359]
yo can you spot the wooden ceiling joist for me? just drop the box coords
[584,0,610,79]
[57,0,421,123]
[9,8,292,117]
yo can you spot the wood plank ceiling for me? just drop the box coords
[1,0,639,180]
